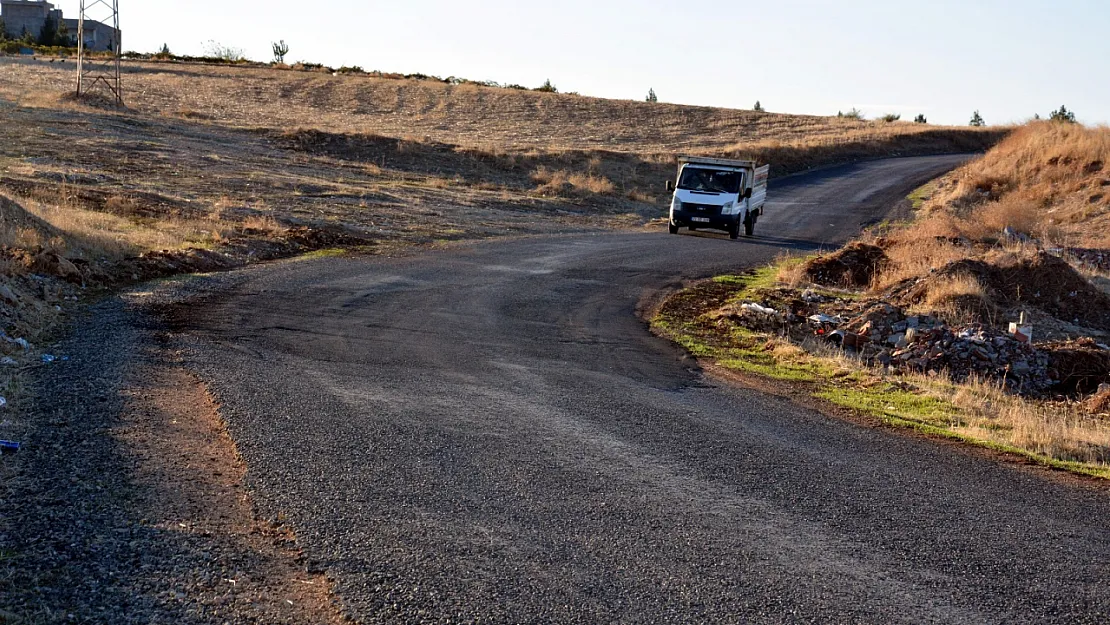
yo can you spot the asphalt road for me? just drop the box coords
[158,156,1110,623]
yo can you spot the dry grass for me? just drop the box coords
[531,167,616,196]
[920,121,1110,247]
[950,377,1110,465]
[0,57,1002,156]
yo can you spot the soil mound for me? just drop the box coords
[801,243,888,288]
[1043,338,1110,395]
[894,252,1110,330]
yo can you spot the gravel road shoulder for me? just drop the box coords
[0,295,343,624]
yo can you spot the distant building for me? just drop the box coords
[0,0,119,51]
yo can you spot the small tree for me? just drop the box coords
[534,79,557,93]
[56,19,71,46]
[1033,113,1041,120]
[969,110,985,127]
[753,100,764,112]
[37,15,58,46]
[645,88,657,103]
[879,113,901,123]
[272,39,289,64]
[914,114,927,124]
[1049,105,1077,124]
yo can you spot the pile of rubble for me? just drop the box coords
[734,293,1055,394]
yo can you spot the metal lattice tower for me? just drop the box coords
[76,0,122,104]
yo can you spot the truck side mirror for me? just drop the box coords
[666,180,675,192]
[744,188,753,199]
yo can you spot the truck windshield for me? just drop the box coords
[677,167,743,194]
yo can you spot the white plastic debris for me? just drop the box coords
[14,338,28,350]
[0,397,6,408]
[742,303,777,316]
[42,354,56,364]
[808,313,840,325]
[0,357,16,367]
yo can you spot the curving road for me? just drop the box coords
[157,156,1110,623]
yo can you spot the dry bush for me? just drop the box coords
[871,235,969,291]
[531,167,615,197]
[239,214,285,235]
[919,273,992,322]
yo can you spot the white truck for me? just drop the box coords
[665,156,769,239]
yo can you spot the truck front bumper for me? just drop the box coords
[670,210,741,231]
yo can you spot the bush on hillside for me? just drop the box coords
[879,113,901,123]
[534,79,557,93]
[1050,105,1077,124]
[202,40,246,62]
[838,108,864,120]
[914,114,927,124]
[969,111,985,127]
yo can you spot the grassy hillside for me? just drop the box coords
[0,58,1001,154]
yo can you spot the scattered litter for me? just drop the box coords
[1098,343,1110,351]
[741,303,777,316]
[42,354,56,364]
[0,397,6,408]
[0,440,20,454]
[808,313,840,325]
[801,289,825,303]
[0,357,16,367]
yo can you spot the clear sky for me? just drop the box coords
[52,0,1109,126]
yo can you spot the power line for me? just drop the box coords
[76,0,121,104]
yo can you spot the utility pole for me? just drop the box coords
[76,0,122,104]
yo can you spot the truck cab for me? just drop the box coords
[666,157,769,239]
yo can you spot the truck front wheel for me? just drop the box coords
[668,222,679,234]
[744,212,755,237]
[729,220,740,240]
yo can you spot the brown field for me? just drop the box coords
[1,57,1001,153]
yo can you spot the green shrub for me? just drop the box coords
[914,114,927,124]
[534,79,557,93]
[838,108,865,120]
[1049,105,1077,124]
[969,110,985,127]
[646,88,657,103]
[879,113,901,123]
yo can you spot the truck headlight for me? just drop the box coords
[671,198,682,211]
[722,201,735,213]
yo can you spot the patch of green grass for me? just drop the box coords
[295,247,348,260]
[713,265,779,294]
[816,384,961,427]
[908,181,938,210]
